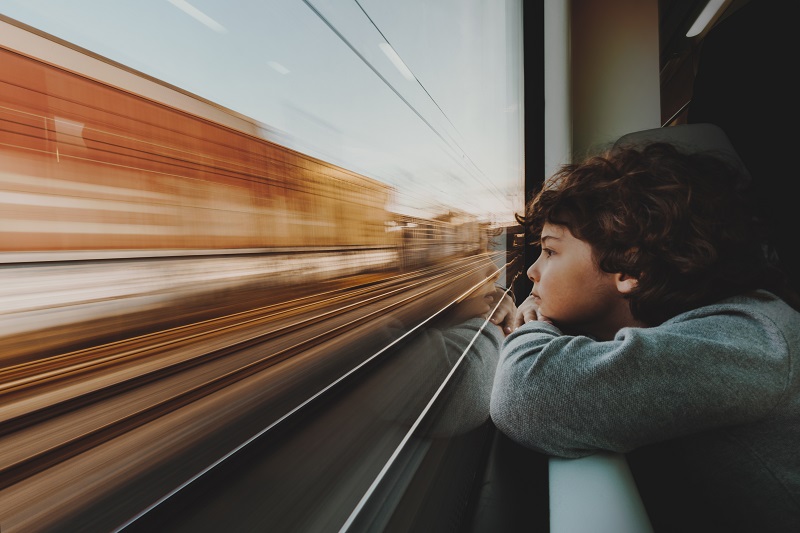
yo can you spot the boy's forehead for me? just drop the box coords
[540,222,570,239]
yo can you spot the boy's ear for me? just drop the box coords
[615,272,638,294]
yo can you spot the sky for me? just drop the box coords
[1,0,525,224]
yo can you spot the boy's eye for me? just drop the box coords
[543,248,555,257]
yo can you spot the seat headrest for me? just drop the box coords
[613,123,751,183]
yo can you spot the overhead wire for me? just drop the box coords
[351,0,511,205]
[300,0,515,214]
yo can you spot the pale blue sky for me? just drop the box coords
[1,0,524,223]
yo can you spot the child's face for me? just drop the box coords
[527,222,629,337]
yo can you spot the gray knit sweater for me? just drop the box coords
[490,289,800,529]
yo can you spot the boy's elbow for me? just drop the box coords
[490,385,590,459]
[489,397,547,454]
[489,387,524,441]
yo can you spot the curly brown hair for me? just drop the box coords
[517,142,789,325]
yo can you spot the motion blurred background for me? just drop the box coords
[2,0,525,222]
[0,2,525,530]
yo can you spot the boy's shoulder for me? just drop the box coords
[668,290,798,333]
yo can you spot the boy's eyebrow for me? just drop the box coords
[540,235,560,245]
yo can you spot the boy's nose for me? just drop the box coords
[527,263,537,282]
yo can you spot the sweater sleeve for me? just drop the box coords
[489,305,791,458]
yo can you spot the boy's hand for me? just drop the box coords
[512,294,553,330]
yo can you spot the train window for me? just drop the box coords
[0,2,529,532]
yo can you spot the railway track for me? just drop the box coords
[0,252,512,532]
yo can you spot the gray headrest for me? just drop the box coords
[613,123,751,182]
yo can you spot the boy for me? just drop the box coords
[489,140,800,531]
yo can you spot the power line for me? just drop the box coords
[300,0,514,212]
[354,0,512,203]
